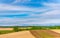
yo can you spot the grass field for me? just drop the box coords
[0,30,14,35]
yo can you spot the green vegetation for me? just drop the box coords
[0,26,60,29]
[13,26,19,32]
[0,30,14,35]
[30,26,60,30]
[0,26,60,35]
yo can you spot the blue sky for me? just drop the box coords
[0,0,60,26]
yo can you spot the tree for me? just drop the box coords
[13,26,19,32]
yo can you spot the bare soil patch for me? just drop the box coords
[0,28,13,30]
[51,29,60,33]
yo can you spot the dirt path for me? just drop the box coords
[30,30,60,38]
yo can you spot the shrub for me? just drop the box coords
[13,26,19,32]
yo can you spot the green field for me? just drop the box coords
[0,30,14,35]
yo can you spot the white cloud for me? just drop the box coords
[0,1,60,26]
[0,4,33,11]
[40,9,60,16]
[38,2,60,19]
[41,19,60,24]
[0,3,50,12]
[0,3,52,16]
[43,3,60,9]
[0,18,37,26]
[12,0,31,4]
[0,17,60,26]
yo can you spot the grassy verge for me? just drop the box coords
[0,30,14,35]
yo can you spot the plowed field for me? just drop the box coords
[30,30,60,38]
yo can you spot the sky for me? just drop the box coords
[0,0,60,26]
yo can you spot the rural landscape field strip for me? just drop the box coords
[42,30,60,38]
[30,30,53,38]
[38,30,54,38]
[0,31,35,38]
[30,30,60,38]
[30,30,42,38]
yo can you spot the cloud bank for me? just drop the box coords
[0,0,60,26]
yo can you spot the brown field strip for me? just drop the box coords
[51,30,60,33]
[42,30,60,38]
[0,31,35,38]
[30,30,60,38]
[30,30,42,38]
[0,28,13,30]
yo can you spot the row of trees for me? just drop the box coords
[13,26,60,32]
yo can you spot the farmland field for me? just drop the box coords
[30,30,60,38]
[0,30,60,38]
[0,28,13,35]
[51,29,60,33]
[0,28,13,30]
[0,26,60,38]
